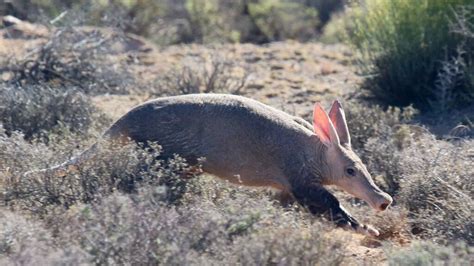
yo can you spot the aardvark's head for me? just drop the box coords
[312,101,392,212]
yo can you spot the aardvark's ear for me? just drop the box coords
[328,100,351,146]
[313,103,340,147]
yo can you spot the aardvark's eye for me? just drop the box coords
[345,167,356,177]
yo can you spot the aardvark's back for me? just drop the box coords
[104,94,313,189]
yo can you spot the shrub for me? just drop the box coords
[248,0,319,41]
[4,1,337,44]
[386,241,473,266]
[344,101,417,149]
[49,176,345,265]
[344,101,417,193]
[0,84,102,141]
[359,121,472,244]
[320,11,350,44]
[349,0,474,110]
[345,100,472,244]
[320,4,361,45]
[183,0,232,43]
[0,131,195,216]
[0,210,89,265]
[395,135,473,244]
[4,26,134,94]
[152,56,248,96]
[226,225,345,265]
[306,0,346,26]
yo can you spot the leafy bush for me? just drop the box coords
[248,0,319,41]
[0,84,101,141]
[320,4,360,44]
[349,0,474,110]
[3,0,327,44]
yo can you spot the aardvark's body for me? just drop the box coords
[42,94,393,236]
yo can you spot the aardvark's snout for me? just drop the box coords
[338,178,393,212]
[372,192,393,211]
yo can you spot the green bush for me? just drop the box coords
[350,0,474,110]
[248,0,319,41]
[306,0,346,26]
[4,0,326,44]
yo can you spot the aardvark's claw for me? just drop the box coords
[356,224,379,237]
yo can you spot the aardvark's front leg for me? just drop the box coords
[291,184,380,236]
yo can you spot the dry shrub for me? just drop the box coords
[395,135,473,244]
[48,178,345,265]
[0,135,194,216]
[152,56,248,96]
[386,241,473,266]
[364,128,473,244]
[0,210,89,265]
[0,84,102,141]
[344,101,417,149]
[3,27,134,94]
[0,128,58,185]
[226,225,345,265]
[345,101,473,244]
[344,101,417,193]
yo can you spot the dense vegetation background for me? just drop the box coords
[0,0,472,264]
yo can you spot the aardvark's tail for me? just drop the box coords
[23,143,100,178]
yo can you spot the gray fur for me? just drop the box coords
[104,93,326,191]
[27,93,390,236]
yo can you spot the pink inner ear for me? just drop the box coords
[313,104,331,144]
[329,100,350,145]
